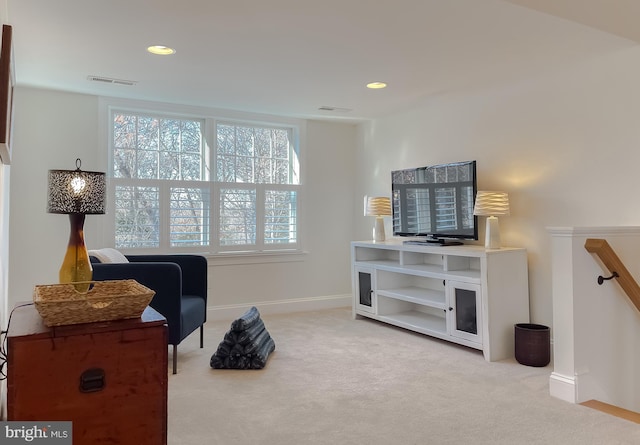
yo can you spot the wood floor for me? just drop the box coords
[580,400,640,424]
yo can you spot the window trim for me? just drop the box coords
[99,97,306,258]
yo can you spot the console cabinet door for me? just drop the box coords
[354,265,376,314]
[446,281,482,344]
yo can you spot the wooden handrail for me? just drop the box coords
[584,238,640,312]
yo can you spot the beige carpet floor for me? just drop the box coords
[167,308,640,445]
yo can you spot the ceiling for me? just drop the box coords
[6,0,640,122]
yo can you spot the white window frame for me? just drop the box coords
[99,98,305,260]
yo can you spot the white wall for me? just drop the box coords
[8,87,357,315]
[355,45,640,331]
[8,88,100,304]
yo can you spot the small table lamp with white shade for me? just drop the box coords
[473,191,510,249]
[365,196,392,242]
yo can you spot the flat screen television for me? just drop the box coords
[391,160,477,245]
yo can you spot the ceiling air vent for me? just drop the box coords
[318,106,352,112]
[87,75,137,86]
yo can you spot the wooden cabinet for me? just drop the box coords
[7,304,168,445]
[351,240,530,361]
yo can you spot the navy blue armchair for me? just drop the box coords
[90,254,208,374]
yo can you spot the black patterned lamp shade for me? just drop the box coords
[47,159,106,215]
[46,159,106,289]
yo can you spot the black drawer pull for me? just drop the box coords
[80,368,105,393]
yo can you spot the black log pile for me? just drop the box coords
[210,306,275,370]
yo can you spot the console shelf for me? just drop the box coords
[378,311,447,336]
[352,239,530,361]
[377,287,446,308]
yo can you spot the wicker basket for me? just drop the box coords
[33,280,155,327]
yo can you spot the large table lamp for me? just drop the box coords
[366,196,392,242]
[47,158,106,289]
[473,191,510,249]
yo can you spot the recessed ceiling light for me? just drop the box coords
[147,45,176,55]
[367,82,387,89]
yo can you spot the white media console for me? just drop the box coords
[351,239,530,361]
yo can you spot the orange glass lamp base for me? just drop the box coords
[59,213,93,292]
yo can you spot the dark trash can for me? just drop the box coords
[514,323,550,367]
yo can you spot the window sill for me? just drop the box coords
[204,250,308,266]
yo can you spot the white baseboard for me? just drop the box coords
[206,294,351,321]
[549,372,577,403]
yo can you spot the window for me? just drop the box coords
[109,109,301,254]
[216,122,299,249]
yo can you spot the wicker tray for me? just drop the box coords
[33,280,155,327]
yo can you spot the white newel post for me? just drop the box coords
[548,227,640,411]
